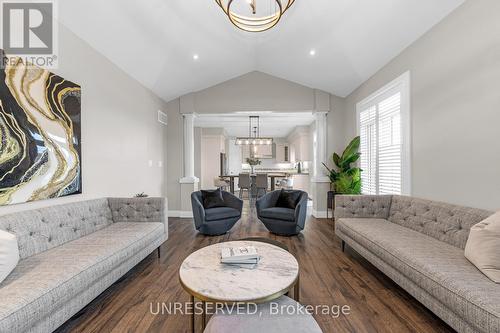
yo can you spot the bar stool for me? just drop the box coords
[238,173,251,199]
[213,177,229,191]
[255,174,268,198]
[280,178,294,190]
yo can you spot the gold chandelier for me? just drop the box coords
[215,0,295,33]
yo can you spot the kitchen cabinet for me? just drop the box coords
[241,144,273,160]
[227,140,242,175]
[293,141,301,162]
[287,126,311,163]
[290,134,310,162]
[292,174,310,194]
[254,144,273,159]
[289,144,296,163]
[241,145,250,160]
[275,144,290,162]
[201,134,226,190]
[299,134,310,161]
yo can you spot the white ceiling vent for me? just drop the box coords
[158,110,168,125]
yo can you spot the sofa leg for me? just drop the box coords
[341,240,345,252]
[157,247,161,258]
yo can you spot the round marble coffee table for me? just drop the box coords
[179,241,300,332]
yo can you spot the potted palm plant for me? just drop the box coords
[322,136,362,195]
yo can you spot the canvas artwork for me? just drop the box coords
[0,53,82,205]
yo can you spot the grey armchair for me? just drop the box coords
[191,191,243,235]
[256,190,308,236]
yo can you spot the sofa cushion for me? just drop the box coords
[205,207,241,222]
[0,230,19,284]
[336,218,500,333]
[276,189,301,209]
[0,198,113,259]
[260,207,295,222]
[465,211,500,283]
[201,188,226,209]
[0,222,165,333]
[388,196,492,249]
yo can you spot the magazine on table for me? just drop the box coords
[220,246,261,268]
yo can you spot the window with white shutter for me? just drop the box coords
[356,72,411,195]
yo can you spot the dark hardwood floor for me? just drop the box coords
[57,202,454,333]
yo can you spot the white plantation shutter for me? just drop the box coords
[357,72,411,195]
[359,106,377,194]
[378,92,402,195]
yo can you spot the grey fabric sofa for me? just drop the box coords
[191,191,243,235]
[256,190,308,236]
[0,197,168,333]
[334,195,499,333]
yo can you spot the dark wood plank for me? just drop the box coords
[56,202,454,333]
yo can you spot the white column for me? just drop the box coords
[180,113,199,183]
[311,111,329,183]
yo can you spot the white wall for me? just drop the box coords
[1,22,168,215]
[342,0,500,211]
[190,71,317,114]
[327,94,346,162]
[194,127,202,187]
[165,99,183,212]
[200,132,226,190]
[227,139,243,175]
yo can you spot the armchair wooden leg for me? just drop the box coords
[341,240,345,252]
[157,247,161,258]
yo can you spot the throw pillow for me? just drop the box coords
[276,189,302,209]
[465,211,500,283]
[201,188,226,209]
[0,229,20,284]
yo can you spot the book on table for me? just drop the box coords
[220,246,260,265]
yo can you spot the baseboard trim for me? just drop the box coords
[168,210,193,218]
[312,210,328,218]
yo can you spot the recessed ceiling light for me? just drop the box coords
[193,54,199,60]
[309,49,316,56]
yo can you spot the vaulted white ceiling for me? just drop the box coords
[59,0,464,102]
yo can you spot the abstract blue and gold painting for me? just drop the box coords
[0,52,81,205]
